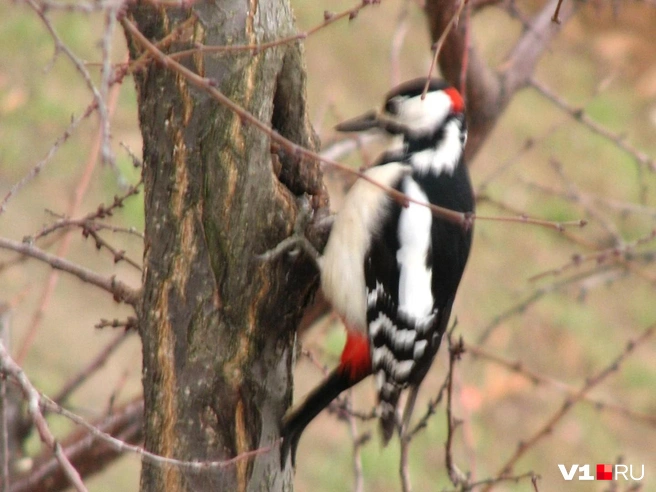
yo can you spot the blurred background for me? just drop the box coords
[1,0,655,490]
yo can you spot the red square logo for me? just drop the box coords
[597,464,613,480]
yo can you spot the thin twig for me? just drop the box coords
[476,194,599,251]
[548,158,622,241]
[485,324,655,488]
[400,432,412,492]
[445,334,466,487]
[344,390,366,492]
[528,228,656,282]
[123,17,587,234]
[33,179,143,241]
[8,398,143,492]
[423,0,468,99]
[407,374,450,440]
[0,237,139,306]
[0,109,93,216]
[25,0,105,144]
[477,266,618,344]
[0,341,88,492]
[477,120,561,192]
[520,179,656,218]
[53,330,132,406]
[168,1,374,61]
[99,1,119,166]
[466,343,656,427]
[551,0,565,23]
[1,9,186,216]
[39,394,277,472]
[530,78,656,172]
[458,0,471,95]
[14,79,123,364]
[442,471,539,491]
[0,304,10,491]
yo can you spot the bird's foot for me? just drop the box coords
[257,194,323,269]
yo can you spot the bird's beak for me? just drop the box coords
[335,110,380,132]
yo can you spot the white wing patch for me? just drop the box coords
[321,163,410,331]
[396,177,434,320]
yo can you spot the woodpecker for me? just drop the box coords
[281,78,474,466]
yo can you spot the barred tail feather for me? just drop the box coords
[377,373,403,445]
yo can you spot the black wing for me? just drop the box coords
[365,160,474,442]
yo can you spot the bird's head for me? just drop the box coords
[335,78,465,140]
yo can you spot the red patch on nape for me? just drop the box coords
[444,87,465,114]
[339,330,372,383]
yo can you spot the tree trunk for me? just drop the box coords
[124,2,326,490]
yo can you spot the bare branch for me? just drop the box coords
[40,395,278,472]
[445,334,466,487]
[168,1,375,61]
[477,266,621,344]
[466,343,656,428]
[0,108,93,216]
[0,304,10,491]
[423,0,468,98]
[344,391,366,492]
[0,342,87,492]
[400,434,412,492]
[501,0,577,96]
[33,179,143,242]
[9,399,143,492]
[53,330,133,406]
[530,78,656,172]
[0,237,139,306]
[529,228,656,282]
[486,323,655,486]
[11,76,123,363]
[78,225,142,270]
[122,17,586,235]
[24,0,105,149]
[98,2,120,166]
[551,0,566,23]
[424,0,577,160]
[442,471,539,492]
[407,373,449,439]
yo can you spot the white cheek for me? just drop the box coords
[398,91,451,135]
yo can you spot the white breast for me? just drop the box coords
[320,163,410,333]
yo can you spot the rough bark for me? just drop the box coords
[124,2,326,490]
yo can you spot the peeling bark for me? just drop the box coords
[124,2,325,490]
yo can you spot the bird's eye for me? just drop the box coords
[385,97,401,115]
